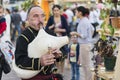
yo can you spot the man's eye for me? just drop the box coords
[33,14,38,17]
[41,14,45,17]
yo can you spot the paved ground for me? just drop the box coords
[2,69,21,80]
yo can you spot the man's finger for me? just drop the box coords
[45,59,56,66]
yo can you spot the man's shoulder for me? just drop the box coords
[20,28,33,42]
[21,28,32,36]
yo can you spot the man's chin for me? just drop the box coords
[36,27,41,31]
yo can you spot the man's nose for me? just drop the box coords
[38,17,44,24]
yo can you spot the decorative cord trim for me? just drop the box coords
[21,34,29,43]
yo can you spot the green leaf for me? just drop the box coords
[108,24,115,36]
[101,21,106,28]
[112,44,116,49]
[101,32,107,41]
[21,0,34,11]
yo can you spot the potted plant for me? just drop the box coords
[100,0,120,30]
[94,0,119,71]
[97,38,117,71]
[109,0,120,29]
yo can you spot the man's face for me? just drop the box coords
[27,7,45,31]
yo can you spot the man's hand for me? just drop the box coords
[52,48,62,58]
[40,54,56,66]
[40,48,61,66]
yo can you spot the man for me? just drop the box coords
[15,6,62,80]
[65,7,74,32]
[89,7,99,38]
[19,8,27,31]
[11,8,22,42]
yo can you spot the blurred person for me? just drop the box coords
[67,34,80,80]
[72,6,93,80]
[85,8,94,37]
[11,8,22,42]
[89,7,99,38]
[72,9,80,32]
[85,8,90,18]
[65,7,74,32]
[1,8,11,41]
[0,5,7,80]
[45,4,69,74]
[62,8,68,20]
[20,8,27,31]
[0,6,6,36]
[15,6,63,80]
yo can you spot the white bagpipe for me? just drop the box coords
[12,28,69,79]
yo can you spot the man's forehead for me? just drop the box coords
[30,7,44,14]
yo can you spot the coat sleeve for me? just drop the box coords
[45,16,53,30]
[15,35,41,70]
[45,16,56,36]
[61,16,70,36]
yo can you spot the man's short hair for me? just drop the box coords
[27,5,41,17]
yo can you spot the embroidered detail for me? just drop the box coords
[18,65,33,70]
[38,58,41,70]
[28,27,33,34]
[17,58,34,70]
[28,27,36,38]
[43,66,50,74]
[32,58,34,70]
[21,34,29,43]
